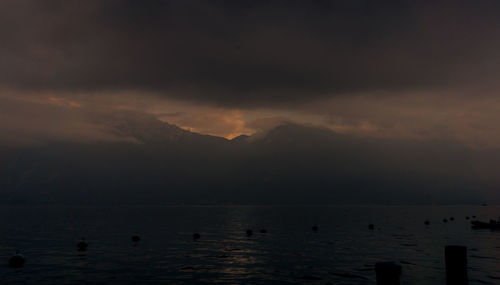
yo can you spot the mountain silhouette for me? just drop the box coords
[0,115,488,205]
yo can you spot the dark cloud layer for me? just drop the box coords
[2,1,500,106]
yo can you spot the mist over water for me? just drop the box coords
[0,205,499,284]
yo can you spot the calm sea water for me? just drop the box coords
[0,205,499,284]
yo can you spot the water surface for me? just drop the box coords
[0,205,499,284]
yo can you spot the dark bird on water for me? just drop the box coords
[312,225,318,232]
[77,238,88,251]
[131,235,141,243]
[193,233,201,241]
[246,229,253,236]
[424,220,430,226]
[260,229,268,233]
[450,217,455,221]
[443,219,448,223]
[466,216,470,220]
[9,251,25,268]
[368,224,375,230]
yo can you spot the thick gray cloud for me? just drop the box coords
[2,0,500,106]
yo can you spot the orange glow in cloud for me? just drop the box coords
[159,109,252,139]
[47,97,82,108]
[6,89,500,149]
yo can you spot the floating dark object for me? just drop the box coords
[482,203,488,206]
[471,219,500,230]
[246,229,253,236]
[465,216,470,220]
[472,215,476,219]
[443,219,448,223]
[424,220,430,226]
[9,251,25,268]
[450,217,455,221]
[312,225,319,232]
[375,262,401,285]
[259,229,267,233]
[445,245,468,285]
[77,238,88,251]
[368,224,375,230]
[131,235,141,242]
[192,233,201,241]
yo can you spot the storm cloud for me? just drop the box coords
[2,1,500,205]
[2,0,500,106]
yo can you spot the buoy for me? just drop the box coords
[246,229,253,236]
[375,262,402,285]
[192,233,201,241]
[9,251,25,268]
[77,238,88,251]
[131,235,141,243]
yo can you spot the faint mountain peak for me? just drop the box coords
[92,111,229,144]
[251,122,343,144]
[230,134,250,143]
[102,111,188,143]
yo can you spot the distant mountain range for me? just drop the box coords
[0,113,495,205]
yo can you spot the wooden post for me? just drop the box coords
[375,262,401,285]
[445,245,468,285]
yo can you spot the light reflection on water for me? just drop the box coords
[0,205,499,284]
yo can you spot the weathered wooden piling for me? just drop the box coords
[445,245,468,285]
[375,262,401,285]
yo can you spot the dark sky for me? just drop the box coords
[1,0,500,144]
[2,1,500,204]
[3,1,500,103]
